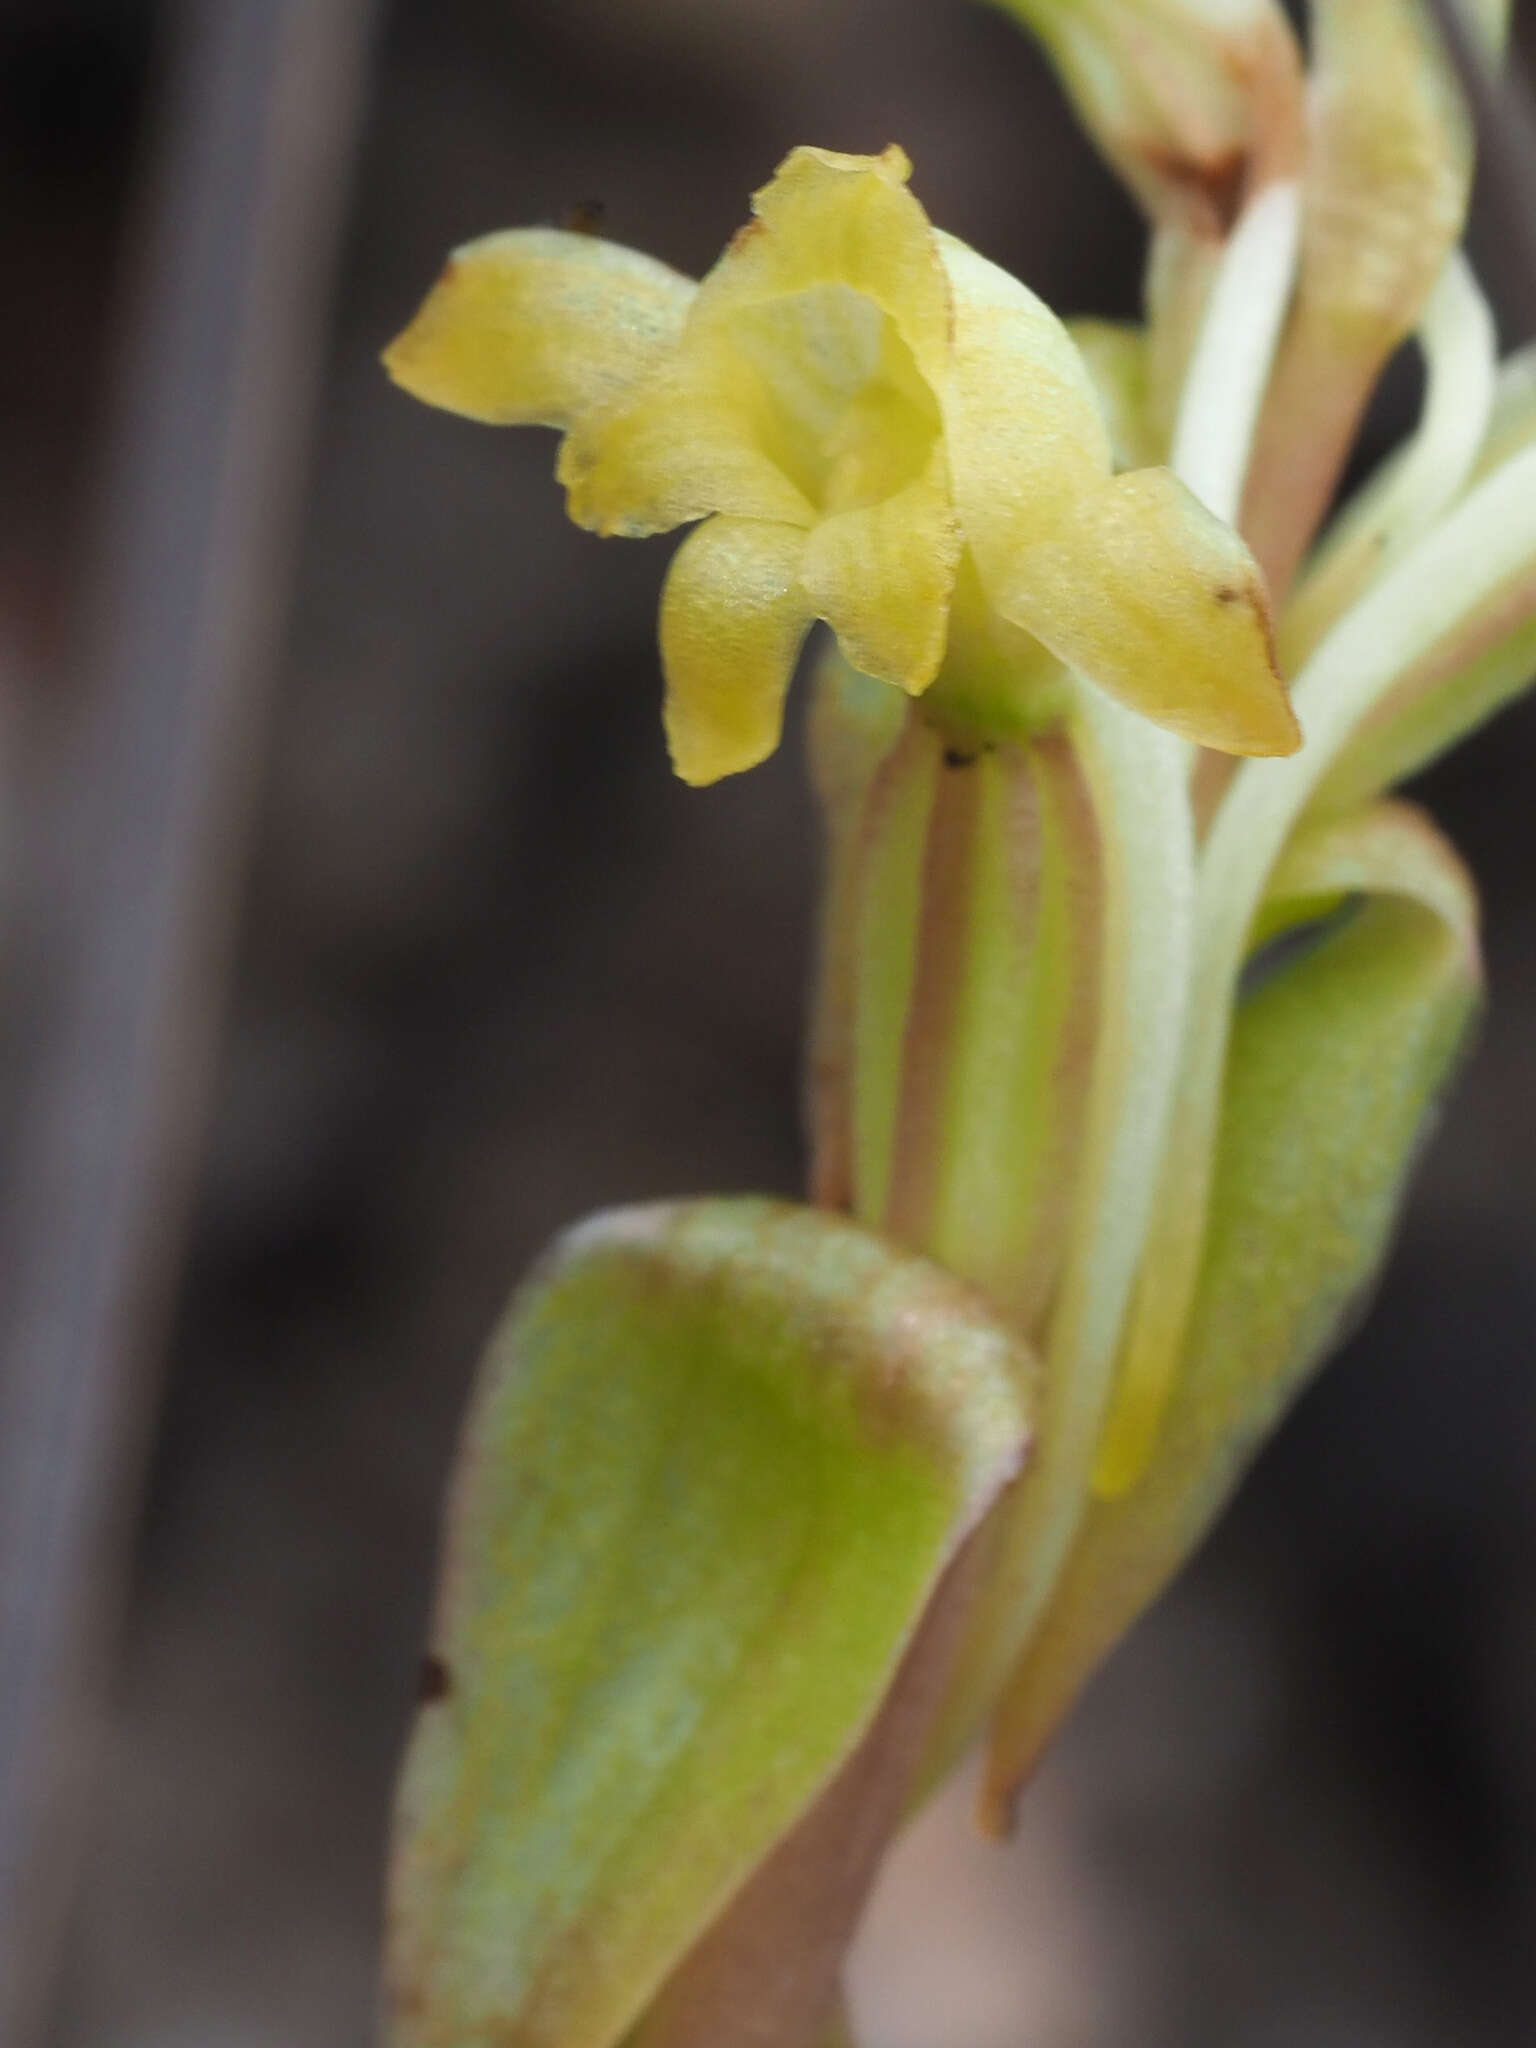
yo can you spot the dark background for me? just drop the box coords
[7,1,1536,2041]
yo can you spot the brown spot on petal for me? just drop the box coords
[562,198,607,236]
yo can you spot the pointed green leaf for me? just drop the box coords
[979,802,1480,1822]
[1112,429,1536,1503]
[1243,0,1485,594]
[386,1198,1030,2048]
[1279,253,1497,671]
[1308,437,1536,818]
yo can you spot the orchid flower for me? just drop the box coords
[380,4,1535,2044]
[385,144,1296,780]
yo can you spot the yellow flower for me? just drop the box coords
[386,145,1297,784]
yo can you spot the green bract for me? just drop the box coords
[387,1201,1029,2048]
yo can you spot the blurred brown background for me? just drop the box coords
[6,0,1536,2041]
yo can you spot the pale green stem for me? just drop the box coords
[1169,179,1303,528]
[1013,693,1194,1619]
[1280,252,1498,669]
[1093,435,1536,1495]
[919,684,1196,1780]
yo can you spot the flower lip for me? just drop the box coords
[725,283,944,518]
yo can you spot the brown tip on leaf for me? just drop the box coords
[1141,145,1249,239]
[418,1654,452,1705]
[975,1769,1022,1843]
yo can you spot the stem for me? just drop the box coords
[1093,435,1536,1497]
[1279,253,1498,670]
[1170,180,1302,527]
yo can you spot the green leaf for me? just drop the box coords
[977,801,1480,1824]
[385,1197,1030,2048]
[1110,432,1536,1499]
[1306,421,1536,818]
[1279,253,1497,672]
[1242,0,1485,594]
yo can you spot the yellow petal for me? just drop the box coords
[1068,318,1162,471]
[1010,468,1299,755]
[660,517,815,784]
[694,146,952,388]
[799,450,960,693]
[560,356,816,537]
[937,231,1114,529]
[937,234,1296,756]
[560,150,951,543]
[382,227,694,427]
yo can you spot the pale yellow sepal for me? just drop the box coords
[1001,467,1298,755]
[1068,319,1162,471]
[382,228,694,427]
[937,233,1298,757]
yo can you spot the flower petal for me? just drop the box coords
[1003,468,1300,755]
[560,346,818,537]
[1068,318,1162,471]
[660,516,815,785]
[382,227,694,427]
[694,146,952,388]
[937,231,1114,526]
[937,228,1293,757]
[799,450,960,693]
